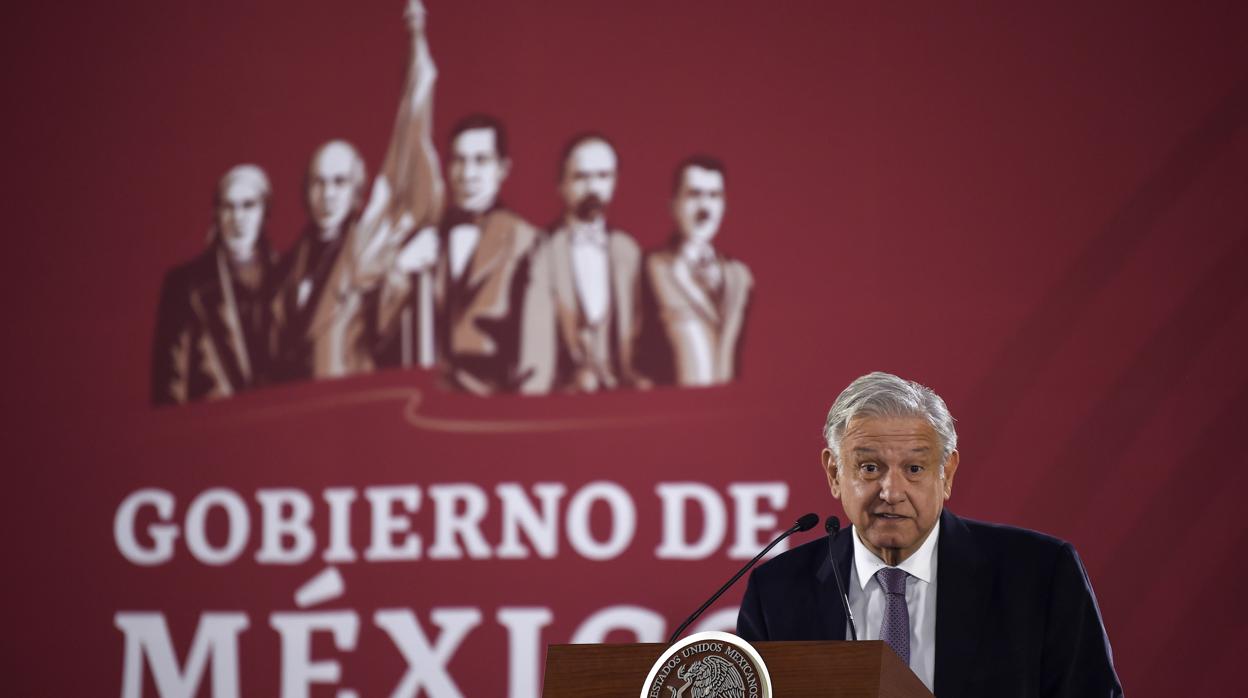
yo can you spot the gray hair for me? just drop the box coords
[307,139,367,196]
[215,164,271,206]
[822,371,958,472]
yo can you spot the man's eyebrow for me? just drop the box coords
[850,445,931,455]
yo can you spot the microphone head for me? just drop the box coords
[795,513,820,532]
[825,515,840,535]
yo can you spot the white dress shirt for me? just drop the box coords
[448,223,482,281]
[569,220,610,325]
[846,521,940,693]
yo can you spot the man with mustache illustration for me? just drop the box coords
[519,133,648,393]
[639,155,752,387]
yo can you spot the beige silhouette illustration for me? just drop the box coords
[641,156,752,387]
[150,2,758,405]
[520,134,649,394]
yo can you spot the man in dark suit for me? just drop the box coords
[150,164,276,405]
[737,372,1123,697]
[427,114,543,394]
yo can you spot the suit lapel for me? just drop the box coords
[188,259,245,393]
[607,232,638,372]
[714,261,751,382]
[813,530,853,640]
[305,243,352,341]
[548,229,585,361]
[934,509,992,697]
[465,215,509,289]
[671,255,720,324]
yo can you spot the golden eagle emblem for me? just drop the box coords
[666,655,746,698]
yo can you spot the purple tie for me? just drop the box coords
[876,567,911,665]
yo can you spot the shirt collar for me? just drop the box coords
[679,239,717,265]
[850,519,941,590]
[567,216,605,243]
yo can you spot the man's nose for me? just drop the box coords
[878,469,907,504]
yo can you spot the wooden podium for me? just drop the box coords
[542,640,933,697]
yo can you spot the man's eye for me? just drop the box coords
[860,463,878,473]
[908,464,924,474]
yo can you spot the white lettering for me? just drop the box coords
[565,481,635,561]
[654,482,726,560]
[691,607,738,635]
[115,611,248,698]
[427,484,491,560]
[185,488,249,566]
[115,488,178,566]
[497,607,553,698]
[727,483,789,559]
[571,605,665,643]
[364,486,421,561]
[323,488,357,563]
[255,489,315,564]
[269,610,359,698]
[374,607,482,698]
[495,483,566,559]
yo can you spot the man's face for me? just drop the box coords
[449,128,509,214]
[560,140,617,222]
[672,165,725,245]
[823,415,959,566]
[217,179,265,260]
[307,144,358,234]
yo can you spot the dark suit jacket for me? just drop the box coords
[434,207,543,394]
[737,510,1123,697]
[151,244,273,405]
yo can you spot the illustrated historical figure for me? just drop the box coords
[521,133,648,393]
[150,165,277,405]
[269,0,443,381]
[737,372,1123,696]
[424,114,543,394]
[267,139,366,382]
[640,156,752,387]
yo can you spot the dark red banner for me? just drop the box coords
[5,1,1248,695]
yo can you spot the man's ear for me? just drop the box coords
[499,157,512,181]
[822,448,842,499]
[942,450,960,499]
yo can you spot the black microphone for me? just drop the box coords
[667,512,820,644]
[825,515,858,641]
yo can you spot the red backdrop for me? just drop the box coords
[5,0,1248,695]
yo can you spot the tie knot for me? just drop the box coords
[876,567,908,595]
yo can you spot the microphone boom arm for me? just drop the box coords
[667,513,818,645]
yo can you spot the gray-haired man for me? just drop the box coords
[738,371,1123,697]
